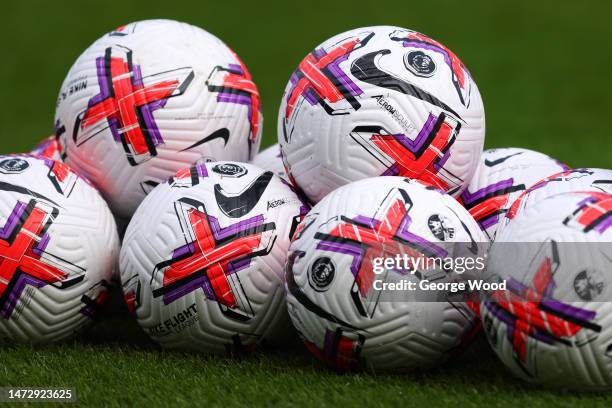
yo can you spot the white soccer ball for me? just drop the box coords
[285,177,487,372]
[506,168,612,222]
[120,161,308,353]
[54,19,263,218]
[250,143,287,180]
[459,147,569,240]
[278,26,485,203]
[481,191,612,390]
[0,155,119,343]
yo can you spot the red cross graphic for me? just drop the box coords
[571,192,612,231]
[467,195,509,222]
[304,329,364,372]
[49,161,70,182]
[285,38,360,119]
[160,208,265,307]
[491,258,594,361]
[80,54,181,156]
[371,120,454,190]
[125,290,138,315]
[322,199,428,296]
[224,54,261,143]
[0,206,67,300]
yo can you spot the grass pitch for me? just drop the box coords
[1,0,611,406]
[2,306,612,407]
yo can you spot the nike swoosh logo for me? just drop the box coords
[350,50,461,119]
[484,152,523,167]
[0,181,61,207]
[180,128,230,152]
[592,179,612,192]
[214,171,274,218]
[140,180,159,194]
[54,274,85,289]
[459,219,480,255]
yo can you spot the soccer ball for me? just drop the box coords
[285,177,487,372]
[120,161,308,353]
[506,168,612,221]
[0,155,119,343]
[278,25,485,203]
[54,19,262,218]
[251,143,287,180]
[481,191,612,390]
[30,136,62,161]
[459,147,569,240]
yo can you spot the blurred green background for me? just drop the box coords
[1,0,611,166]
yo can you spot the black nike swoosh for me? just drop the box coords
[53,274,85,289]
[484,152,523,167]
[350,50,461,120]
[592,179,612,192]
[0,181,61,207]
[140,180,159,194]
[72,112,83,144]
[214,171,273,218]
[459,218,480,256]
[180,128,230,152]
[55,124,66,138]
[285,251,364,332]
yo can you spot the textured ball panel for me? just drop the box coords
[0,155,119,344]
[278,26,485,203]
[459,147,569,241]
[505,168,612,224]
[285,177,487,372]
[120,161,308,353]
[481,191,612,390]
[55,19,263,218]
[250,143,287,180]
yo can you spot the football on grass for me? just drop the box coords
[54,19,262,218]
[120,161,307,353]
[482,191,612,390]
[278,25,485,203]
[0,155,118,343]
[285,177,486,372]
